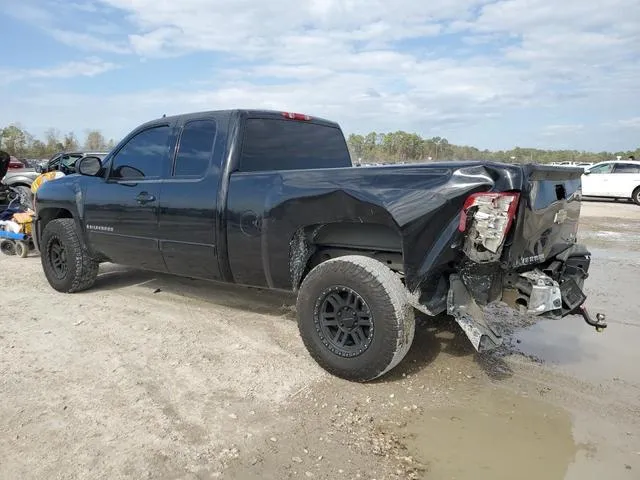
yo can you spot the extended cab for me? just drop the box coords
[33,109,606,381]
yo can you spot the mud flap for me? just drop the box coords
[447,274,503,352]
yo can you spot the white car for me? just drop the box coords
[581,160,640,205]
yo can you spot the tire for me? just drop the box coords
[296,255,415,382]
[0,239,16,256]
[12,185,33,210]
[40,218,98,293]
[15,241,28,258]
[633,187,640,206]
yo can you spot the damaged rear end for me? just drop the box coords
[445,165,605,352]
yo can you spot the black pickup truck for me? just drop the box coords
[32,109,606,381]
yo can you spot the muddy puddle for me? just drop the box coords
[510,247,640,386]
[394,387,576,480]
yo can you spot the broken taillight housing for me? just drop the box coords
[458,192,520,253]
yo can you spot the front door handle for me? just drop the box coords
[136,192,156,205]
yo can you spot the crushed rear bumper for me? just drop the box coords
[446,243,606,352]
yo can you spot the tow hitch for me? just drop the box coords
[579,305,607,332]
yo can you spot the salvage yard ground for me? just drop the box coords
[1,201,639,480]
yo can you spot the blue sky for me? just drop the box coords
[1,0,639,151]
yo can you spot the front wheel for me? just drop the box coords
[296,255,415,382]
[41,218,98,292]
[633,187,640,206]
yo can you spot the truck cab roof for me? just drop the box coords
[139,109,341,129]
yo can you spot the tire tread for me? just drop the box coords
[41,218,98,293]
[297,255,415,382]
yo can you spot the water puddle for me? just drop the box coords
[395,387,576,480]
[509,248,640,386]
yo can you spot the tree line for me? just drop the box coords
[0,124,116,159]
[347,131,639,164]
[2,122,637,165]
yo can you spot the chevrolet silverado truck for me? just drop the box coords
[32,109,606,381]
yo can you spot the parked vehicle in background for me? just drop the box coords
[1,151,109,190]
[8,156,26,169]
[33,109,606,381]
[38,151,110,175]
[581,160,640,205]
[551,161,593,171]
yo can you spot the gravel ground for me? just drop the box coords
[1,200,639,480]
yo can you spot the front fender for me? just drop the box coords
[34,177,90,253]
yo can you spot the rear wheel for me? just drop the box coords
[41,218,98,292]
[633,187,640,206]
[296,255,415,382]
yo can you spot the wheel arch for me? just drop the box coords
[632,185,640,205]
[290,222,404,291]
[38,207,74,232]
[35,207,77,252]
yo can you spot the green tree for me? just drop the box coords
[44,128,63,154]
[63,131,80,151]
[84,130,106,150]
[347,134,365,162]
[30,140,48,158]
[1,124,28,156]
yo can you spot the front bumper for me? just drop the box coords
[446,243,605,352]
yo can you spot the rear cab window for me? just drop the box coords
[173,119,217,177]
[238,118,352,172]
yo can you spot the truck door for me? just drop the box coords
[582,162,614,197]
[82,124,174,271]
[157,117,223,280]
[610,162,640,198]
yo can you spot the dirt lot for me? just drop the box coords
[1,200,639,480]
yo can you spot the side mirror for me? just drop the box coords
[35,164,44,174]
[583,170,591,175]
[77,156,103,176]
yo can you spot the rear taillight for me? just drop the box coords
[281,112,312,121]
[458,192,520,253]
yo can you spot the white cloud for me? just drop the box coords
[100,0,478,57]
[2,0,640,150]
[3,0,130,55]
[49,29,130,54]
[0,58,119,86]
[616,118,640,129]
[541,124,585,137]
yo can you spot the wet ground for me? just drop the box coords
[1,200,639,479]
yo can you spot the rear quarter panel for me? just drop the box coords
[225,162,524,292]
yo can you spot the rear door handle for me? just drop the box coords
[136,192,156,205]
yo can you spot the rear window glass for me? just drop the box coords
[174,120,217,177]
[239,118,351,172]
[613,163,640,173]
